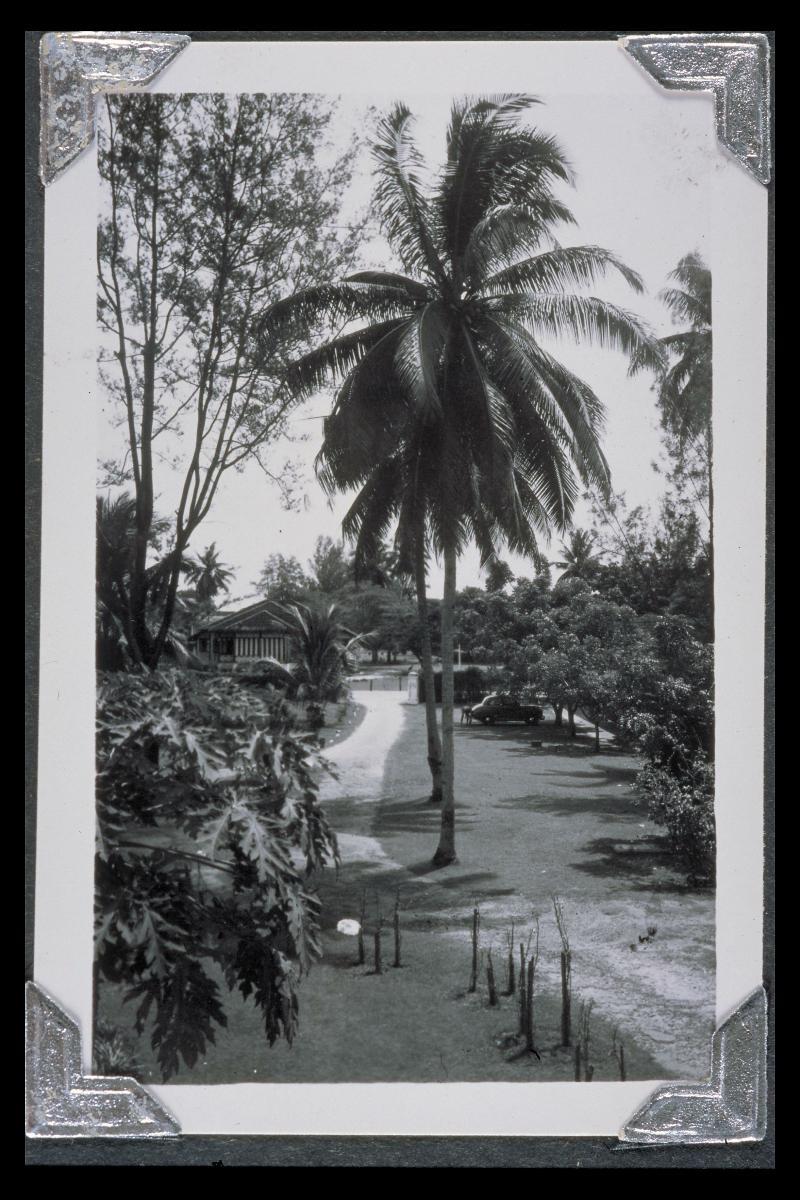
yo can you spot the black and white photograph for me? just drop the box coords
[29,35,769,1144]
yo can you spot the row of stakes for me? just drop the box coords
[468,894,626,1081]
[354,891,403,974]
[350,890,626,1081]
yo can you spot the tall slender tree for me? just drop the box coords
[258,96,663,865]
[97,93,360,667]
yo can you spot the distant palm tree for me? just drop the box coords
[554,529,602,582]
[259,96,663,864]
[653,253,712,519]
[657,252,712,454]
[266,601,366,729]
[184,543,235,602]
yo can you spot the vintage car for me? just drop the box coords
[468,693,544,726]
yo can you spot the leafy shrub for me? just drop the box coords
[95,669,339,1080]
[638,759,715,886]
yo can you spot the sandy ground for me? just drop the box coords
[98,688,715,1084]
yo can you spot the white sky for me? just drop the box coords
[98,85,714,601]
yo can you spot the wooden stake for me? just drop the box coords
[393,893,401,968]
[357,889,366,966]
[560,950,572,1047]
[518,952,527,1036]
[525,955,536,1052]
[553,896,571,1048]
[374,925,382,975]
[486,950,498,1007]
[468,907,480,993]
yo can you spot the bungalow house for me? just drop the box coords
[189,599,293,667]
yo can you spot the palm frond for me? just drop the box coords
[258,281,416,350]
[476,314,609,488]
[494,468,551,560]
[459,323,517,466]
[341,462,404,566]
[463,464,501,565]
[479,244,645,298]
[284,318,408,399]
[437,97,549,269]
[491,292,665,375]
[372,103,448,287]
[345,270,430,301]
[393,302,451,418]
[664,252,711,300]
[464,201,577,285]
[472,316,591,520]
[437,97,572,284]
[314,321,414,492]
[658,352,712,443]
[658,286,711,330]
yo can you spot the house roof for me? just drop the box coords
[193,599,291,635]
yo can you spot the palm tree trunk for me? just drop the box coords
[414,521,443,803]
[433,541,457,866]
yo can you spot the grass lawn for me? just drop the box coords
[96,692,714,1086]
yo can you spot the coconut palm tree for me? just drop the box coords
[183,542,235,602]
[258,96,663,865]
[657,253,712,446]
[554,529,602,582]
[656,252,713,536]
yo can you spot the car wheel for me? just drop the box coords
[485,716,494,726]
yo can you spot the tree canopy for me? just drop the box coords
[97,93,361,667]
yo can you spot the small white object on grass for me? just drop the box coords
[336,918,361,936]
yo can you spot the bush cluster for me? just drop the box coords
[95,669,339,1079]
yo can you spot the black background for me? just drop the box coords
[24,29,775,1169]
